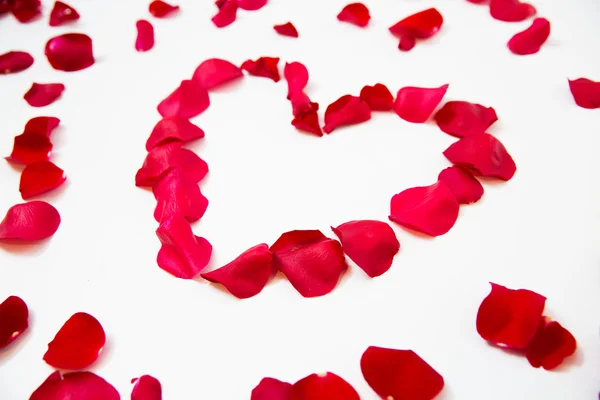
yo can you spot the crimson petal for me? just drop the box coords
[290,92,319,117]
[434,101,497,138]
[568,78,600,109]
[526,318,577,370]
[284,62,308,98]
[360,83,394,111]
[508,17,550,56]
[0,201,60,241]
[337,3,370,27]
[131,375,162,400]
[192,58,244,90]
[398,36,417,51]
[11,0,40,23]
[25,116,61,137]
[389,8,443,50]
[0,51,34,74]
[149,0,179,18]
[135,143,209,187]
[212,0,238,28]
[157,80,210,118]
[152,168,208,223]
[241,57,281,82]
[238,0,267,10]
[6,132,53,165]
[323,94,371,133]
[136,20,155,52]
[0,295,29,349]
[490,0,536,22]
[274,22,298,37]
[30,371,119,400]
[24,83,65,107]
[146,117,205,151]
[393,84,448,123]
[49,1,80,27]
[20,161,67,200]
[251,377,292,400]
[438,166,483,204]
[292,110,322,137]
[45,33,94,72]
[291,372,359,400]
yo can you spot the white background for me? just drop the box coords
[1,0,599,398]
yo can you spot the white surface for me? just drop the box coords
[1,0,599,398]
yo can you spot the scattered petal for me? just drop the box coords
[274,22,298,37]
[24,116,61,137]
[146,117,205,151]
[323,95,371,133]
[291,372,359,400]
[49,1,80,27]
[337,3,370,27]
[526,318,577,370]
[507,17,550,56]
[398,36,416,51]
[251,377,292,400]
[24,83,65,107]
[0,295,29,349]
[30,371,119,400]
[192,58,244,90]
[11,0,41,23]
[131,375,162,400]
[389,8,443,49]
[393,84,449,123]
[434,101,498,138]
[360,83,394,111]
[6,132,53,165]
[292,109,322,137]
[0,51,34,74]
[45,33,95,72]
[158,80,210,119]
[238,0,267,10]
[212,0,238,28]
[241,57,280,82]
[490,0,536,22]
[0,202,60,241]
[290,91,319,117]
[284,62,308,98]
[136,20,155,52]
[568,78,600,109]
[20,161,67,200]
[135,143,209,187]
[152,168,208,223]
[149,0,179,18]
[438,166,483,204]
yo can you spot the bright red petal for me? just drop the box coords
[6,132,53,165]
[389,181,459,237]
[526,318,577,370]
[146,117,204,151]
[201,243,273,299]
[323,94,371,133]
[389,8,443,39]
[157,80,210,118]
[24,83,65,107]
[45,33,95,72]
[20,161,67,200]
[568,78,600,109]
[398,36,417,51]
[192,58,244,90]
[131,375,162,400]
[393,84,449,123]
[0,51,34,74]
[508,17,550,55]
[149,0,179,18]
[212,0,238,28]
[290,91,319,117]
[284,62,308,98]
[274,22,298,37]
[251,377,292,400]
[152,168,208,223]
[438,166,483,204]
[24,116,61,137]
[361,346,444,400]
[238,0,267,10]
[49,1,80,27]
[11,0,41,23]
[434,101,497,137]
[30,371,119,400]
[337,3,370,27]
[136,20,155,52]
[490,0,536,22]
[241,57,281,82]
[0,296,29,349]
[360,83,394,111]
[292,110,322,137]
[135,143,208,187]
[332,220,399,278]
[0,201,60,241]
[270,229,327,253]
[291,372,359,400]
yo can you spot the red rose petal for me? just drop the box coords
[434,101,497,138]
[6,132,53,165]
[135,143,209,187]
[238,0,267,10]
[156,215,212,279]
[0,201,60,241]
[131,375,162,400]
[291,372,359,400]
[359,83,394,111]
[201,243,273,299]
[0,51,34,74]
[568,78,600,109]
[136,20,155,52]
[490,0,536,22]
[30,371,119,400]
[290,91,319,117]
[45,33,95,72]
[11,0,41,23]
[146,117,205,151]
[24,116,61,137]
[44,312,106,370]
[292,110,322,137]
[389,181,459,237]
[526,318,577,370]
[157,80,210,118]
[251,377,292,400]
[0,295,29,349]
[241,57,281,82]
[274,22,298,37]
[192,58,244,90]
[284,62,308,98]
[361,346,445,400]
[438,166,483,204]
[332,220,400,278]
[149,0,179,18]
[393,84,449,123]
[467,0,488,3]
[212,0,238,28]
[24,83,65,107]
[443,133,516,181]
[270,230,346,298]
[337,3,370,27]
[49,1,80,27]
[398,36,417,51]
[389,8,443,46]
[508,17,550,56]
[323,95,371,133]
[152,168,208,223]
[20,161,67,200]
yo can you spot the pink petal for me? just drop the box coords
[337,3,370,27]
[20,161,67,200]
[292,110,322,137]
[443,133,516,181]
[526,318,577,370]
[284,62,308,98]
[508,17,550,56]
[359,83,394,111]
[192,58,244,90]
[24,83,65,107]
[238,0,267,10]
[291,372,359,400]
[389,8,443,39]
[393,84,449,123]
[157,80,210,118]
[146,117,205,151]
[323,94,371,133]
[274,22,298,37]
[0,51,34,74]
[24,116,61,137]
[11,0,41,23]
[156,215,212,279]
[135,143,209,187]
[490,0,536,22]
[6,132,53,165]
[434,101,498,138]
[201,243,273,299]
[136,20,155,52]
[131,375,162,400]
[45,33,95,72]
[241,57,280,82]
[438,166,483,204]
[0,295,29,349]
[332,220,399,278]
[389,181,459,237]
[212,0,238,28]
[149,0,179,18]
[152,168,208,223]
[30,371,119,400]
[251,377,292,400]
[49,1,80,27]
[398,36,417,51]
[568,78,600,109]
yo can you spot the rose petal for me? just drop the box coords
[434,101,497,138]
[0,295,29,349]
[146,117,205,151]
[443,133,516,181]
[24,116,61,137]
[6,132,53,165]
[291,372,359,400]
[20,161,67,200]
[152,168,208,223]
[389,8,443,39]
[49,1,80,27]
[438,166,483,204]
[290,91,319,117]
[11,0,41,23]
[398,36,417,51]
[201,243,273,299]
[43,312,106,370]
[30,371,119,400]
[157,80,210,118]
[212,0,238,28]
[24,83,65,107]
[156,215,212,279]
[149,0,179,18]
[274,22,298,38]
[526,318,577,370]
[241,57,280,82]
[270,230,346,298]
[507,17,550,56]
[490,0,536,22]
[0,201,60,241]
[467,0,488,3]
[361,346,445,400]
[251,377,292,400]
[136,20,155,52]
[332,220,400,278]
[131,375,162,400]
[0,51,34,74]
[337,3,370,27]
[284,62,308,98]
[192,58,244,90]
[323,95,371,133]
[389,181,459,237]
[360,83,393,111]
[135,143,209,187]
[292,110,322,137]
[238,0,267,10]
[393,84,449,123]
[568,78,600,109]
[45,33,95,72]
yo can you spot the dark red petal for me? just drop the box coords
[323,95,371,133]
[24,83,65,107]
[359,83,394,111]
[251,377,292,400]
[291,372,359,400]
[156,215,212,279]
[135,143,209,187]
[0,51,34,74]
[49,1,80,27]
[443,133,516,181]
[290,91,319,117]
[476,283,546,349]
[438,166,483,204]
[389,181,459,237]
[274,22,298,38]
[0,201,60,241]
[238,0,267,10]
[11,0,41,23]
[152,168,208,223]
[332,220,399,278]
[157,80,210,118]
[393,84,449,123]
[284,62,308,98]
[146,117,205,151]
[508,17,550,56]
[292,110,323,137]
[389,8,443,39]
[337,3,370,27]
[6,132,53,165]
[45,33,95,72]
[212,0,238,28]
[241,57,280,82]
[434,101,497,138]
[24,116,61,137]
[30,371,119,400]
[192,58,244,90]
[526,318,577,370]
[20,161,67,200]
[43,312,106,370]
[131,375,162,400]
[136,20,155,52]
[398,36,417,51]
[0,295,29,349]
[149,0,179,18]
[568,78,600,109]
[490,0,536,22]
[361,346,444,400]
[201,243,273,299]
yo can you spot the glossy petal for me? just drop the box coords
[136,20,155,52]
[45,33,94,72]
[360,83,394,111]
[292,110,322,137]
[0,51,34,74]
[274,22,298,37]
[398,36,417,51]
[192,58,243,90]
[238,0,267,10]
[251,377,292,400]
[490,0,536,22]
[568,78,600,109]
[337,3,370,27]
[152,168,208,223]
[146,117,204,151]
[6,132,53,165]
[389,8,443,39]
[0,202,60,241]
[20,161,67,200]
[212,0,238,28]
[291,372,359,400]
[434,101,497,138]
[157,80,210,118]
[526,318,577,370]
[30,371,119,400]
[149,0,179,18]
[290,91,319,117]
[135,143,209,187]
[508,18,550,55]
[11,0,41,23]
[241,57,280,82]
[24,83,65,107]
[24,116,61,137]
[49,1,80,27]
[131,375,162,400]
[0,296,29,349]
[393,84,449,123]
[284,62,308,98]
[323,95,371,133]
[438,166,483,204]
